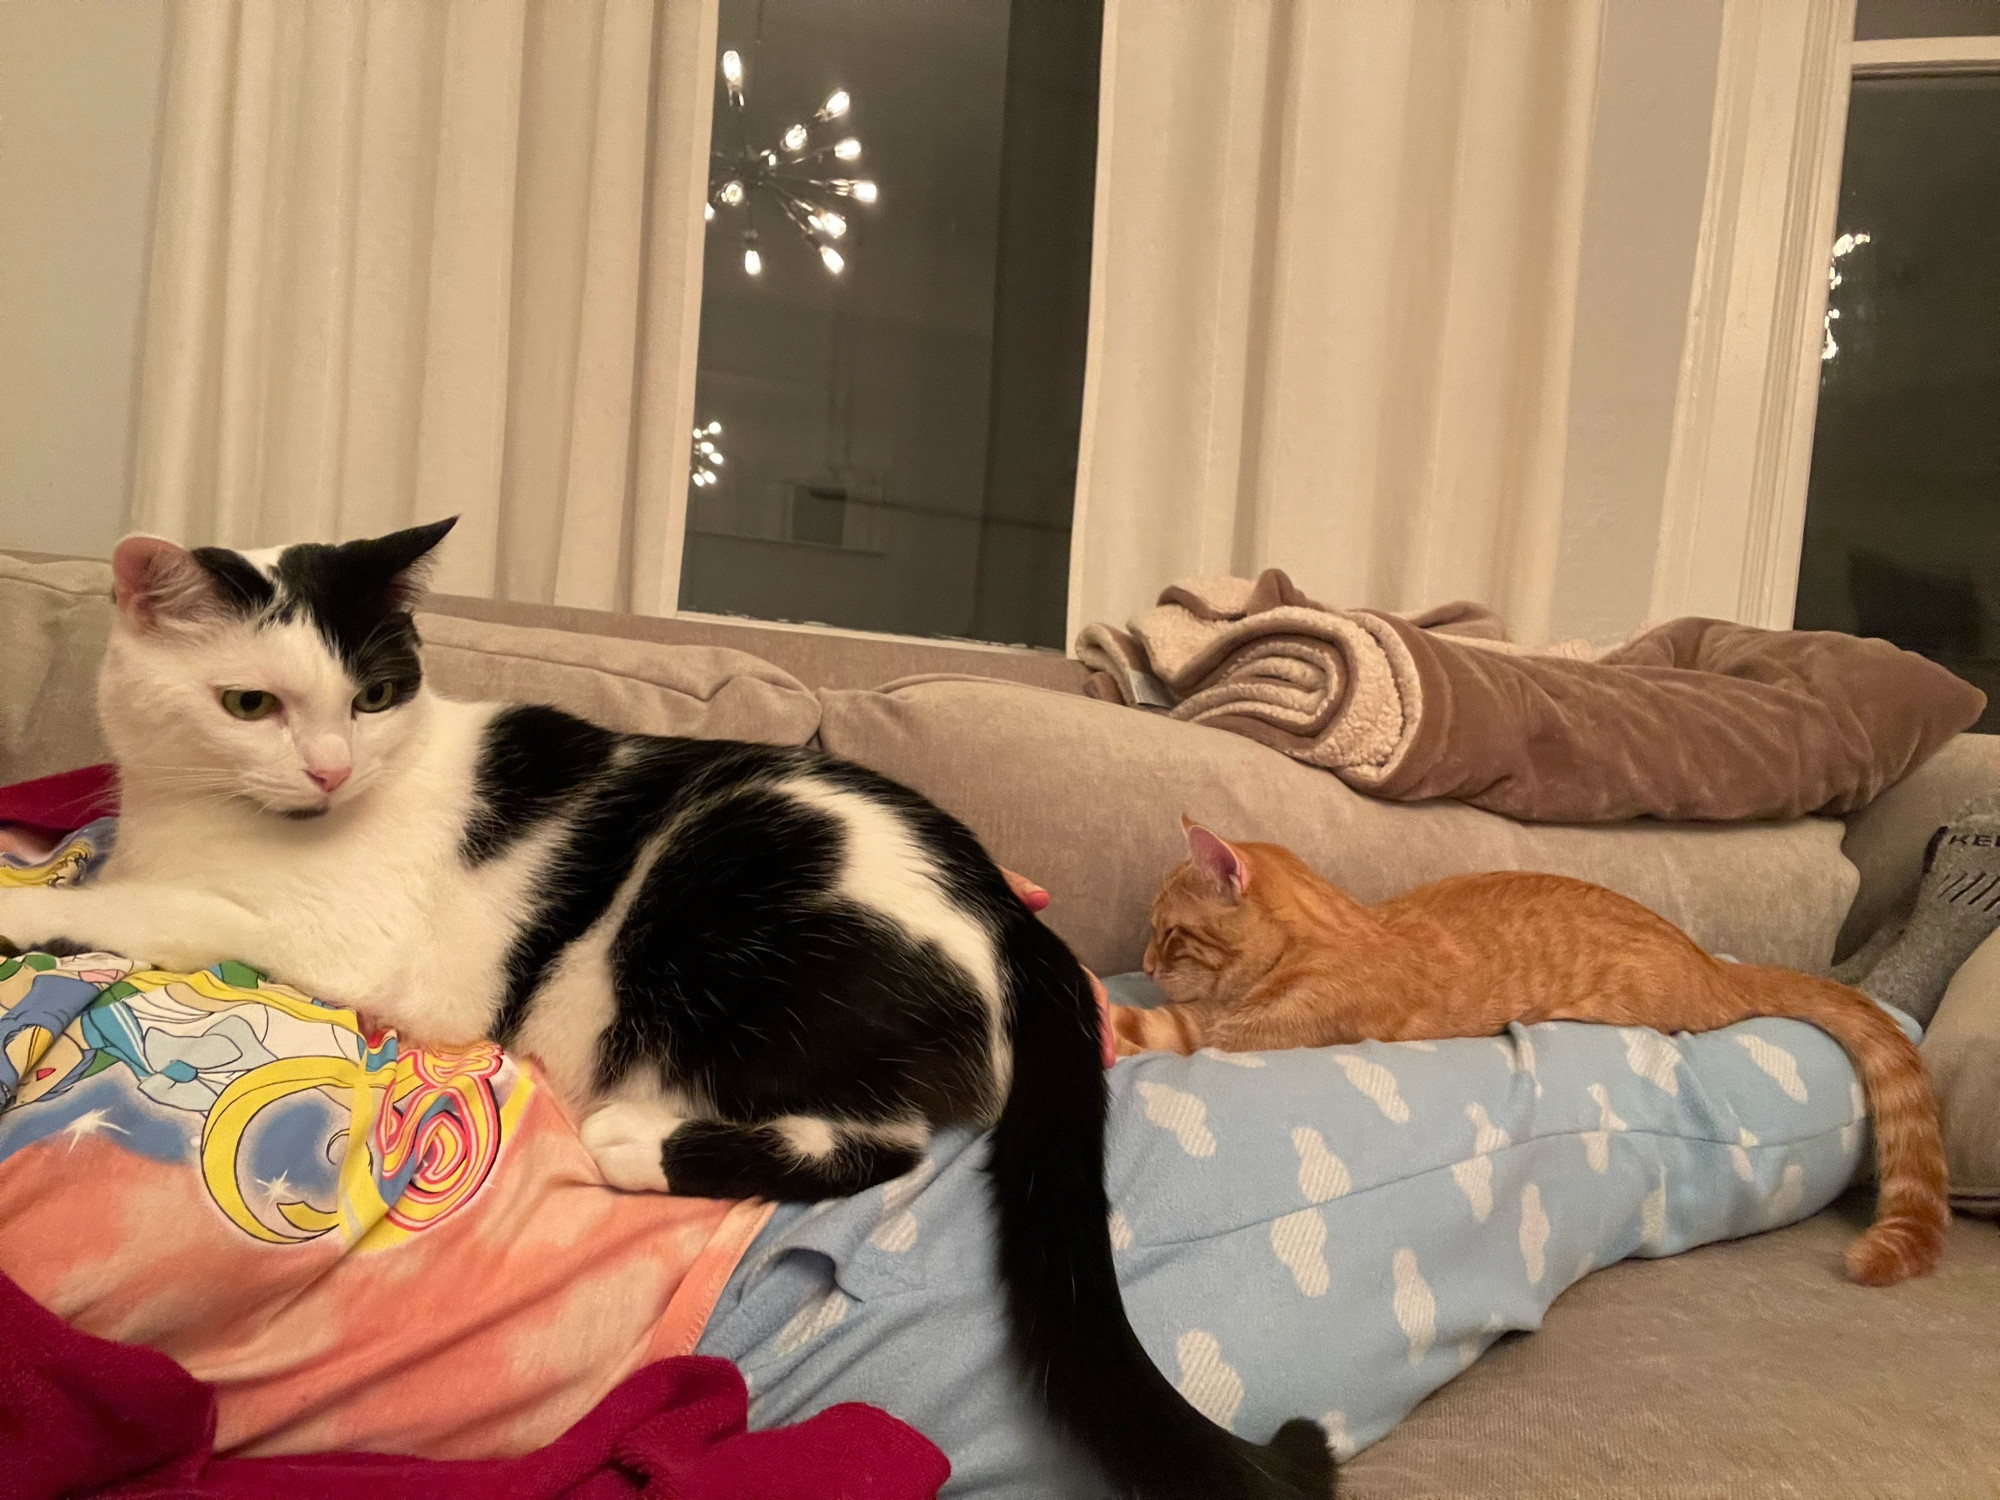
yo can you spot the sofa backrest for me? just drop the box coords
[0,554,114,782]
[424,591,1087,696]
[817,676,1859,976]
[2,552,1931,973]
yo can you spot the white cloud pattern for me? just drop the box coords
[1108,1208,1134,1250]
[1842,1080,1867,1153]
[867,1158,936,1252]
[1292,1127,1352,1203]
[1640,1167,1668,1249]
[1271,1209,1330,1297]
[1581,1082,1628,1173]
[1197,1047,1266,1069]
[1519,1183,1550,1285]
[1466,1101,1511,1155]
[1136,1081,1218,1157]
[1452,1152,1494,1222]
[1319,1410,1355,1461]
[1768,1162,1806,1224]
[1735,1032,1808,1102]
[1392,1248,1437,1365]
[1175,1330,1244,1429]
[1332,1053,1410,1122]
[773,1288,851,1356]
[1621,1028,1682,1095]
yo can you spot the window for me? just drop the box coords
[1793,6,2000,728]
[679,0,1102,649]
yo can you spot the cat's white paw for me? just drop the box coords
[579,1101,683,1192]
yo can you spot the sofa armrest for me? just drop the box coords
[0,555,114,784]
[1839,733,2000,958]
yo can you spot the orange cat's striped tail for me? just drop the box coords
[1732,966,1949,1285]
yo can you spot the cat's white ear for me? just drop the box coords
[1183,820,1249,897]
[111,535,221,631]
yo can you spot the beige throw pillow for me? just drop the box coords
[817,676,1859,978]
[1925,927,2000,1217]
[416,613,821,745]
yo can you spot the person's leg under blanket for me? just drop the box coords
[697,1001,1892,1498]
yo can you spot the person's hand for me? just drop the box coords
[998,867,1049,912]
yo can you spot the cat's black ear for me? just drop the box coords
[359,518,457,608]
[111,535,226,631]
[1184,821,1249,898]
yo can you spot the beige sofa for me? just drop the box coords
[5,553,1998,1498]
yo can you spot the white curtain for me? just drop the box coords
[130,0,715,612]
[1070,0,1606,647]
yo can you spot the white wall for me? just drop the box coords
[1549,0,1726,643]
[0,0,169,559]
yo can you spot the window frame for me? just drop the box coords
[1653,0,2000,630]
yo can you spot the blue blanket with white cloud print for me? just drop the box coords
[697,972,1917,1499]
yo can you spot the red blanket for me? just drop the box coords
[0,1268,947,1500]
[0,763,118,839]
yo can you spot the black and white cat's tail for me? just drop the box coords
[988,916,1337,1500]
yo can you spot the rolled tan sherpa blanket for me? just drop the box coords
[1075,569,1985,823]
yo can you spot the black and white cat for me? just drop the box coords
[0,522,1333,1500]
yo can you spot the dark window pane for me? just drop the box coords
[1855,1,2000,40]
[680,0,1101,648]
[1795,74,2000,728]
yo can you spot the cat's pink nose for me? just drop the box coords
[308,765,350,794]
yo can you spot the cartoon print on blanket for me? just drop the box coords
[0,815,113,889]
[0,949,519,1247]
[0,821,769,1462]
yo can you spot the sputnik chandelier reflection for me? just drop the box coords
[690,420,725,488]
[1822,231,1872,363]
[707,49,878,279]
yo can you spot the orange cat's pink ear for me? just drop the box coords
[1184,823,1248,898]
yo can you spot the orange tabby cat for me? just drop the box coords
[1125,820,1949,1286]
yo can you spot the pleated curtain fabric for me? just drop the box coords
[130,0,715,613]
[1071,0,1606,647]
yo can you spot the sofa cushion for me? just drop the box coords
[1341,1194,2000,1499]
[1838,732,2000,957]
[1925,927,2000,1217]
[0,557,114,783]
[817,677,1859,977]
[416,613,820,745]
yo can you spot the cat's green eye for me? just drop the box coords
[353,680,397,714]
[219,688,279,721]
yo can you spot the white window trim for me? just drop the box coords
[1652,5,2000,630]
[1649,0,1854,630]
[1851,35,2000,73]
